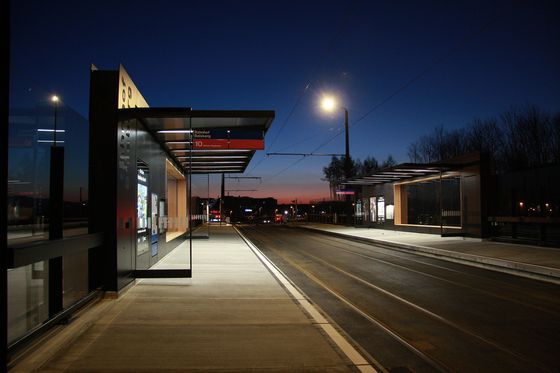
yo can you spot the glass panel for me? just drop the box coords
[8,101,91,343]
[406,182,439,225]
[441,177,461,227]
[61,107,89,238]
[8,108,52,245]
[190,174,210,236]
[7,261,49,345]
[165,159,187,242]
[404,177,461,227]
[8,104,89,243]
[63,251,89,309]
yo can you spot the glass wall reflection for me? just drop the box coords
[403,177,461,227]
[8,104,89,244]
[7,101,90,343]
[7,261,49,345]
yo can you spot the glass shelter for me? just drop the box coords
[4,64,274,362]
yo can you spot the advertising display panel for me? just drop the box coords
[370,197,377,222]
[386,204,394,220]
[137,184,148,229]
[377,196,385,222]
[151,193,158,257]
[137,169,149,255]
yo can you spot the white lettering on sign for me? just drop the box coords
[193,130,212,139]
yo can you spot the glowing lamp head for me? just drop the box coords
[51,95,59,103]
[321,96,337,112]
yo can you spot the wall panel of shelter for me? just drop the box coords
[89,65,194,293]
[129,122,191,273]
[165,160,187,242]
[357,183,394,228]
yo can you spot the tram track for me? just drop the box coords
[294,248,545,370]
[300,232,560,317]
[239,224,560,372]
[275,247,450,372]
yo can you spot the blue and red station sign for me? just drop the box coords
[192,129,264,150]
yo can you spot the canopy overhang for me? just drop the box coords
[342,162,458,186]
[119,108,274,174]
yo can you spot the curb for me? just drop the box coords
[233,226,379,373]
[294,225,560,285]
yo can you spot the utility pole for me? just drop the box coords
[344,108,350,179]
[319,96,353,226]
[343,108,353,226]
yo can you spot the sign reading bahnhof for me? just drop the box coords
[192,129,264,150]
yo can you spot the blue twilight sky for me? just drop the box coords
[9,0,560,203]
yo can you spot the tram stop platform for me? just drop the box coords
[295,223,560,284]
[11,225,375,372]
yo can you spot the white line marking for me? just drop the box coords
[235,227,378,373]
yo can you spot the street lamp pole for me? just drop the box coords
[320,95,353,226]
[342,108,353,226]
[343,108,350,179]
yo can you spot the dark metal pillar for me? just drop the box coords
[2,0,10,366]
[48,145,64,317]
[220,173,225,225]
[188,116,193,274]
[48,92,64,317]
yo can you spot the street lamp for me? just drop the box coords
[320,95,351,180]
[320,95,353,226]
[51,95,60,145]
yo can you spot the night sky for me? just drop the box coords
[10,1,560,203]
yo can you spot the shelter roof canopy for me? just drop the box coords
[118,108,274,174]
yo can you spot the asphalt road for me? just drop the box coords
[238,224,560,373]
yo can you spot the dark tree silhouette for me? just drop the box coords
[322,156,377,198]
[322,156,348,199]
[381,155,397,169]
[323,105,558,196]
[358,156,379,176]
[407,105,559,173]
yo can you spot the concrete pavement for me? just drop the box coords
[295,223,560,284]
[12,225,374,372]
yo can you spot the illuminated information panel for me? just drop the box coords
[192,129,264,150]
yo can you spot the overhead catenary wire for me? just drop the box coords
[273,132,328,153]
[310,16,497,153]
[248,10,497,192]
[266,1,357,152]
[247,1,358,176]
[259,156,307,188]
[260,14,497,182]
